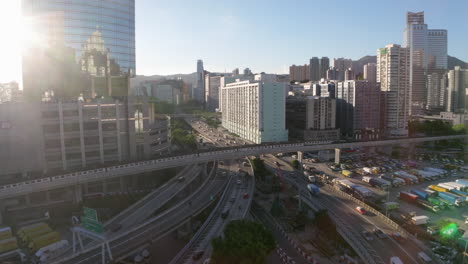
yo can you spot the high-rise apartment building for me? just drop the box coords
[326,67,338,80]
[377,44,411,138]
[336,80,381,140]
[22,0,136,100]
[363,63,377,83]
[320,57,330,79]
[333,58,353,81]
[195,60,205,102]
[345,68,354,81]
[205,74,222,111]
[309,57,320,82]
[286,96,339,141]
[232,68,240,76]
[403,11,447,114]
[289,64,310,82]
[221,80,288,143]
[446,66,468,113]
[426,71,446,111]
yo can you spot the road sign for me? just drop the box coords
[82,218,103,234]
[83,207,98,222]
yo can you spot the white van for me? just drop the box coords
[417,252,432,262]
[390,256,403,264]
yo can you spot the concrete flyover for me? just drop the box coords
[0,135,465,200]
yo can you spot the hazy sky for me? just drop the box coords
[0,0,466,83]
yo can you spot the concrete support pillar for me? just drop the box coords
[297,151,303,163]
[74,185,83,204]
[335,148,341,164]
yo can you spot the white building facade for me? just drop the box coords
[221,80,288,143]
[377,44,411,138]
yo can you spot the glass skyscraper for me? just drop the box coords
[22,0,135,100]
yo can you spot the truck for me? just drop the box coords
[0,227,12,241]
[20,226,53,245]
[390,256,403,264]
[437,192,463,207]
[416,170,439,180]
[379,175,404,187]
[307,184,319,195]
[450,189,468,201]
[394,171,419,184]
[443,182,466,191]
[369,178,390,190]
[424,167,448,176]
[363,167,372,174]
[35,240,69,263]
[28,232,60,253]
[341,170,353,177]
[352,185,373,198]
[437,183,455,191]
[411,189,429,200]
[427,197,446,209]
[17,222,49,239]
[399,191,418,203]
[307,175,316,183]
[437,197,456,209]
[429,185,448,193]
[455,180,468,190]
[0,237,18,254]
[418,200,441,213]
[362,176,372,183]
[355,168,366,176]
[411,215,430,225]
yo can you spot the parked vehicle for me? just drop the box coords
[410,189,428,200]
[437,192,463,207]
[341,170,353,177]
[411,215,429,225]
[369,178,390,189]
[449,189,468,201]
[0,237,18,254]
[0,227,12,241]
[390,256,403,264]
[443,182,466,191]
[307,184,319,196]
[373,228,387,239]
[399,191,418,203]
[20,226,53,245]
[429,185,448,193]
[355,206,366,214]
[418,200,441,213]
[28,232,60,253]
[17,223,49,239]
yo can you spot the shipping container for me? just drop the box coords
[17,223,49,238]
[429,185,448,193]
[410,189,428,200]
[20,227,53,245]
[438,192,463,206]
[399,191,418,203]
[0,237,18,254]
[28,232,60,252]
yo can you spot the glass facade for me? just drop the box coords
[22,0,135,100]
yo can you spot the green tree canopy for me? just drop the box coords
[291,159,300,169]
[211,220,276,264]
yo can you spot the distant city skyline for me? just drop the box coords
[0,0,467,83]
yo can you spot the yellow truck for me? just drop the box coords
[20,226,53,245]
[341,170,353,177]
[17,222,49,239]
[28,232,60,253]
[429,185,448,193]
[0,237,18,254]
[0,227,12,241]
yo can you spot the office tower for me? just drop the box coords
[289,64,310,82]
[403,11,448,114]
[377,44,411,138]
[221,80,288,143]
[363,63,377,83]
[319,57,330,79]
[426,71,446,111]
[286,96,339,141]
[196,60,205,102]
[326,67,338,80]
[336,81,381,140]
[446,66,468,113]
[22,0,136,100]
[309,57,320,82]
[232,68,240,76]
[243,68,253,76]
[205,74,222,111]
[333,58,353,81]
[345,68,354,81]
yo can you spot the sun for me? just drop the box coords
[0,1,38,84]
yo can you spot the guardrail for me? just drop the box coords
[1,135,465,199]
[326,185,444,264]
[168,172,234,264]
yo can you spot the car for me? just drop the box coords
[243,193,249,199]
[192,251,205,260]
[355,206,366,214]
[236,179,241,185]
[274,161,281,167]
[177,176,185,182]
[390,232,405,242]
[230,196,236,203]
[221,209,230,219]
[362,231,373,241]
[373,228,387,239]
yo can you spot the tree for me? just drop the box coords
[291,159,300,169]
[211,220,276,264]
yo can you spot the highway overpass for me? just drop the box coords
[0,135,465,200]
